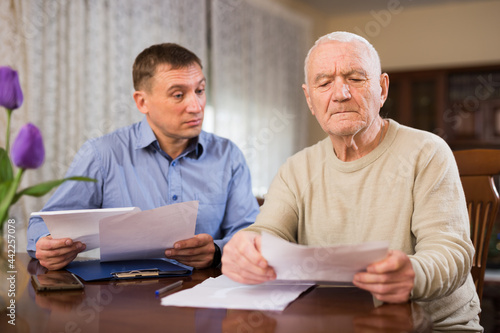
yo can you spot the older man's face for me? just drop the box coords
[302,40,387,139]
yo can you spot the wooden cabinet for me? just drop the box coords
[381,65,500,150]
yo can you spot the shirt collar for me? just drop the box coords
[136,116,204,159]
[136,117,158,149]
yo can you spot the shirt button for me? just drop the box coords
[172,161,176,166]
[172,195,178,201]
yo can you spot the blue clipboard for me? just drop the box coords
[65,258,193,281]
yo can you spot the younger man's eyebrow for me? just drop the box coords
[166,78,206,93]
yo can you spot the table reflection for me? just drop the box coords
[21,255,479,332]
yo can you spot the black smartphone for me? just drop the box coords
[31,272,84,292]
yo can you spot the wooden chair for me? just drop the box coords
[453,149,500,303]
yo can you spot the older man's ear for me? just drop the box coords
[302,83,315,116]
[379,73,389,108]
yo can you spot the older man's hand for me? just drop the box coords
[221,231,276,284]
[353,250,415,303]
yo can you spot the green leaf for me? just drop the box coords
[11,176,96,205]
[0,208,8,226]
[0,180,12,202]
[0,181,13,223]
[0,169,23,225]
[0,147,13,182]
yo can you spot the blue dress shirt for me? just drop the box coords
[27,117,259,257]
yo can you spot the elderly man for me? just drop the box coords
[28,43,259,271]
[222,32,482,331]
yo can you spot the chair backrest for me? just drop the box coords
[453,149,500,303]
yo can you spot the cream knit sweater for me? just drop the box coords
[247,119,482,331]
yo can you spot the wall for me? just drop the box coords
[270,0,330,40]
[269,0,330,146]
[327,0,500,71]
[306,0,500,145]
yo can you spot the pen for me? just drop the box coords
[155,280,183,296]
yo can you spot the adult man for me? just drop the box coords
[28,43,259,271]
[222,32,482,330]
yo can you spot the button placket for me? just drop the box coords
[169,159,182,203]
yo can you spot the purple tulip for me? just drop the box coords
[11,123,45,169]
[0,66,24,110]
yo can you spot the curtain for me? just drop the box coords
[1,0,311,247]
[1,0,207,243]
[211,0,311,195]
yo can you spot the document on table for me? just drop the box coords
[161,274,314,311]
[32,201,198,262]
[260,232,389,284]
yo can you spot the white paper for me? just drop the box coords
[32,207,140,251]
[161,275,314,311]
[99,201,198,262]
[260,232,389,283]
[32,201,198,262]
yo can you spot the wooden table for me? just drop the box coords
[3,253,433,333]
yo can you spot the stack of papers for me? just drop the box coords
[161,233,389,311]
[32,201,199,261]
[161,275,314,311]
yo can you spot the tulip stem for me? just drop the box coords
[0,168,24,224]
[5,108,12,155]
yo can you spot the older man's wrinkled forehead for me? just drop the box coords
[304,38,381,85]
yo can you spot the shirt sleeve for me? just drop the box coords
[26,140,104,257]
[215,145,260,252]
[408,139,474,300]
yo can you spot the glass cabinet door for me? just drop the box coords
[412,80,437,132]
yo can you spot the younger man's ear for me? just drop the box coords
[133,91,148,115]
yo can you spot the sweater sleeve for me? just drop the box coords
[245,160,299,243]
[408,138,474,300]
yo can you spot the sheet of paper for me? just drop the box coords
[161,274,314,311]
[32,207,140,251]
[260,232,389,283]
[99,201,198,262]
